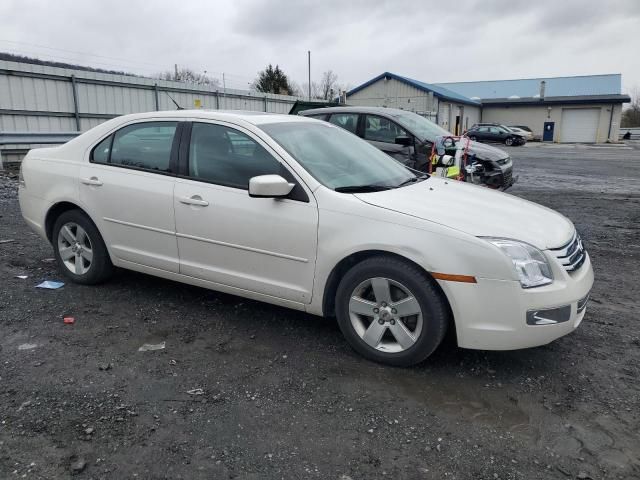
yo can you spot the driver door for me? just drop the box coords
[173,121,318,304]
[362,114,415,166]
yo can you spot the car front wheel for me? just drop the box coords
[335,256,449,366]
[505,137,514,146]
[53,210,113,285]
[469,135,477,141]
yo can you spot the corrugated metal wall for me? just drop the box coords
[0,60,320,134]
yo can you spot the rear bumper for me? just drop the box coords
[438,253,594,350]
[18,188,49,241]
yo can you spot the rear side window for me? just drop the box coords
[91,122,178,173]
[188,122,282,189]
[328,113,359,134]
[91,135,112,163]
[305,113,329,121]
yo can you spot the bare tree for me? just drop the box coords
[318,70,338,100]
[298,81,321,99]
[156,67,220,87]
[621,86,640,127]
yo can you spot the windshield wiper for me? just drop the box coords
[396,175,427,188]
[334,185,394,193]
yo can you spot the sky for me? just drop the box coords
[1,0,639,93]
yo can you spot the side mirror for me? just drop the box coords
[395,135,413,147]
[248,175,295,198]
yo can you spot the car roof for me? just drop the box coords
[104,109,316,126]
[300,106,412,117]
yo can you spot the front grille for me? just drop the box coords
[550,231,586,273]
[502,169,512,187]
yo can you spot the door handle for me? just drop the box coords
[179,195,209,207]
[81,177,103,186]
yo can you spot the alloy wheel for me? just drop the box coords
[57,222,93,275]
[348,277,423,353]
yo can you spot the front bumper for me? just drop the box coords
[437,252,594,350]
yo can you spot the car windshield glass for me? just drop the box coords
[388,110,451,141]
[259,122,417,191]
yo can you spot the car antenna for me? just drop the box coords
[166,92,184,110]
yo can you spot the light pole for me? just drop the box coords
[307,50,311,101]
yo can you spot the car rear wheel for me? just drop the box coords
[505,137,514,146]
[53,210,113,285]
[335,256,449,366]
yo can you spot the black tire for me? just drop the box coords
[335,256,449,367]
[505,137,514,146]
[52,210,113,285]
[469,135,477,142]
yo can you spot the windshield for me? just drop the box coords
[260,121,416,191]
[388,110,451,141]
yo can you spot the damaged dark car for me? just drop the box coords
[299,106,515,190]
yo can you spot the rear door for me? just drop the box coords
[327,112,359,135]
[79,121,181,272]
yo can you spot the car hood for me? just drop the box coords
[354,178,574,250]
[466,140,510,161]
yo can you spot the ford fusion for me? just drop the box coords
[18,111,593,366]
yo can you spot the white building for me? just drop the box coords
[346,72,630,143]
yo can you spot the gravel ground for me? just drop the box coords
[0,144,639,479]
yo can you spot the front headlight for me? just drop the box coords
[484,238,553,288]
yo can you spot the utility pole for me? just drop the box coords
[307,50,311,101]
[174,63,178,80]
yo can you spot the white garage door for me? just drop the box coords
[560,108,600,143]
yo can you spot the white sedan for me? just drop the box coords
[18,111,593,366]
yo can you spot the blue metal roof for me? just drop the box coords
[346,72,481,106]
[434,74,622,99]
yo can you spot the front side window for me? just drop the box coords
[188,123,282,189]
[329,113,359,134]
[95,122,178,172]
[364,115,408,144]
[260,121,415,190]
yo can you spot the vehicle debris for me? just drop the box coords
[138,341,166,352]
[36,280,64,289]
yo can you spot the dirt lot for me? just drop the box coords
[1,143,639,480]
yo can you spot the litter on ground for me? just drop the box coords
[15,275,28,279]
[187,388,205,395]
[138,341,166,352]
[63,316,75,325]
[36,280,65,289]
[18,343,38,350]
